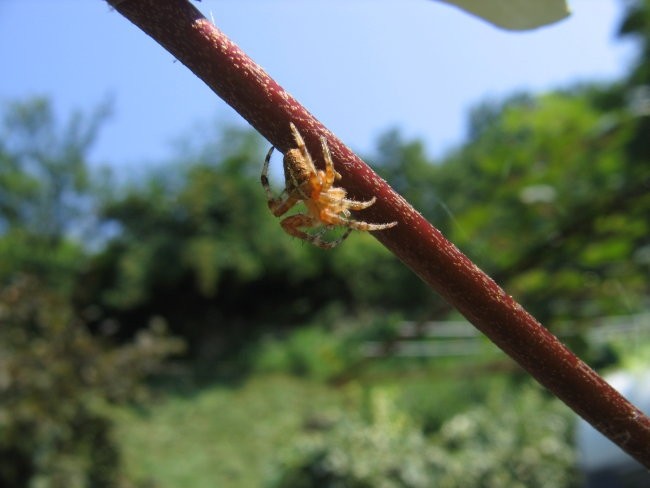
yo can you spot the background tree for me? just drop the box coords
[0,99,182,488]
[432,88,649,324]
[0,98,109,291]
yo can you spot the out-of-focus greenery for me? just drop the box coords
[247,312,406,382]
[268,384,577,488]
[267,386,437,488]
[251,323,354,382]
[0,97,105,293]
[111,360,578,488]
[0,99,184,487]
[373,86,649,325]
[0,276,184,487]
[113,375,357,488]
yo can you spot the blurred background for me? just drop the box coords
[1,0,649,486]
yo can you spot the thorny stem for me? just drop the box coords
[107,0,650,468]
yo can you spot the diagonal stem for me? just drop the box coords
[107,0,650,468]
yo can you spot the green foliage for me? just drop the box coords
[0,98,108,292]
[430,386,578,488]
[268,385,578,488]
[372,88,649,325]
[0,97,106,240]
[397,372,503,435]
[252,325,351,381]
[439,91,631,262]
[0,228,85,292]
[112,367,582,488]
[249,310,403,382]
[0,276,184,487]
[268,387,434,488]
[619,0,650,83]
[0,98,188,487]
[113,376,353,488]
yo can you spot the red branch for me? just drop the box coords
[108,0,650,467]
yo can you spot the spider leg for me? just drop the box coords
[289,122,318,174]
[320,136,338,189]
[316,192,375,218]
[261,145,277,201]
[262,145,299,216]
[342,196,377,211]
[321,210,398,232]
[325,227,353,248]
[270,196,299,217]
[280,213,351,249]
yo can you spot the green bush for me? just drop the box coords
[431,386,579,488]
[267,387,434,488]
[398,373,502,435]
[267,385,578,487]
[0,276,184,488]
[249,313,406,382]
[252,325,352,382]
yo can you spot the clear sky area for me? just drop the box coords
[0,0,635,169]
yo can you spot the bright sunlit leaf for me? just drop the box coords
[435,0,571,31]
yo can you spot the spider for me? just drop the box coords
[261,123,397,249]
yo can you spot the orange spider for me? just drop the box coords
[261,123,397,249]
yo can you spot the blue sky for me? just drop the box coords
[0,0,635,169]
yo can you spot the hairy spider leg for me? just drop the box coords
[261,145,299,217]
[280,213,352,249]
[319,195,377,211]
[261,145,277,200]
[315,191,377,224]
[289,123,316,172]
[319,136,340,189]
[343,197,377,210]
[319,208,398,232]
[318,142,380,212]
[308,221,352,247]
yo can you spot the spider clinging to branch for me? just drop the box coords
[261,123,397,249]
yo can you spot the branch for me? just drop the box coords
[107,0,650,468]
